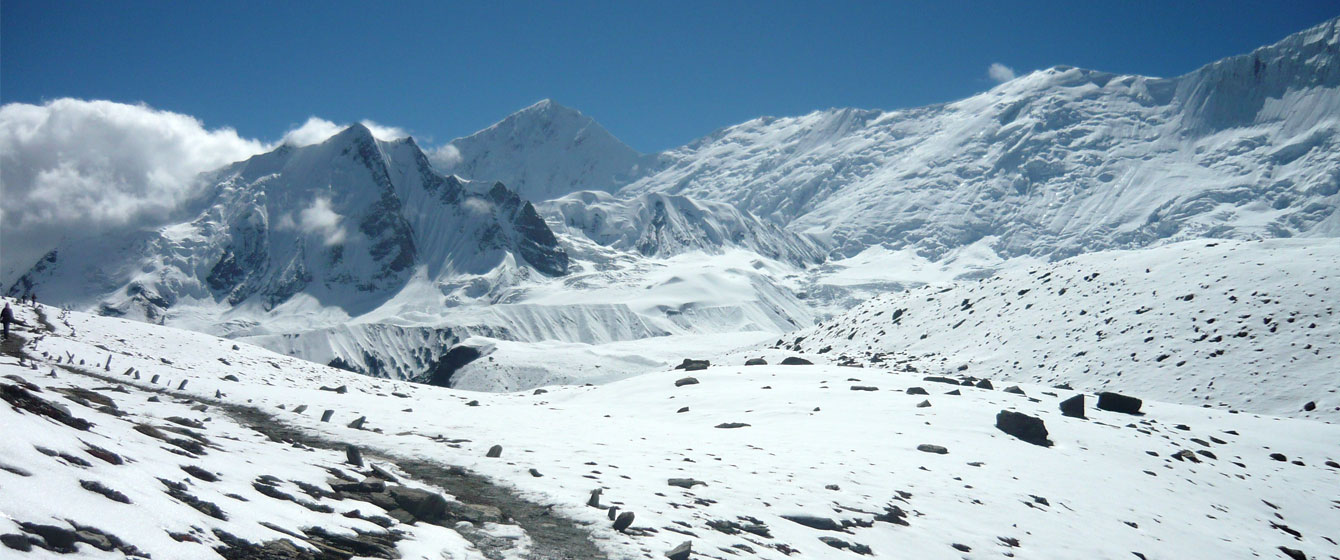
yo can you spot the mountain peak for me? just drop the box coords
[434,100,645,202]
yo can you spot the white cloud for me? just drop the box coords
[281,116,408,147]
[988,62,1017,83]
[428,143,464,170]
[295,196,347,246]
[0,98,267,280]
[0,98,422,283]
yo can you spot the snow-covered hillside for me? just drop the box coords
[784,239,1340,421]
[543,190,827,265]
[435,100,652,202]
[4,300,1338,559]
[609,18,1339,259]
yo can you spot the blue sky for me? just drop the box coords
[2,0,1338,152]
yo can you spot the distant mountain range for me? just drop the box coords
[8,16,1338,386]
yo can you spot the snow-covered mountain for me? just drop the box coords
[542,190,828,265]
[7,124,568,321]
[781,238,1340,421]
[434,99,651,202]
[617,17,1340,260]
[415,18,1340,263]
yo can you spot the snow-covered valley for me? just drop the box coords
[4,299,1339,559]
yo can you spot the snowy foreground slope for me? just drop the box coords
[786,239,1340,422]
[4,301,1339,559]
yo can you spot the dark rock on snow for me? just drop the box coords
[995,410,1052,447]
[1060,394,1086,418]
[1096,392,1143,414]
[781,357,813,365]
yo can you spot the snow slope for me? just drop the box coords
[6,299,1339,559]
[614,17,1340,259]
[543,190,828,265]
[0,305,523,560]
[784,238,1340,421]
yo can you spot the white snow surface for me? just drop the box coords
[786,238,1340,421]
[4,300,1339,559]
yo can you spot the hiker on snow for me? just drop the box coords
[2,302,14,340]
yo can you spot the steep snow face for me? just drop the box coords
[436,100,650,202]
[542,190,828,265]
[619,17,1340,260]
[7,124,568,322]
[784,239,1340,421]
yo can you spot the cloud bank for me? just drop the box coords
[0,99,421,283]
[988,62,1017,83]
[0,99,267,280]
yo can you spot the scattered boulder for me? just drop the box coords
[975,379,994,390]
[291,405,308,414]
[347,416,366,430]
[80,480,131,503]
[1303,401,1317,412]
[0,533,32,552]
[319,385,348,394]
[388,486,448,523]
[917,444,948,454]
[677,406,690,413]
[945,389,961,396]
[675,377,700,387]
[1096,392,1142,414]
[1279,546,1307,560]
[715,423,750,429]
[320,410,334,422]
[906,387,929,395]
[676,359,710,371]
[820,536,872,554]
[995,410,1052,447]
[1270,453,1288,462]
[529,468,543,478]
[851,385,878,391]
[781,515,842,531]
[587,489,603,508]
[486,445,503,458]
[19,523,79,553]
[613,511,636,532]
[781,357,813,365]
[1060,394,1086,419]
[916,400,932,408]
[345,445,364,467]
[668,478,707,489]
[923,376,959,385]
[1003,385,1026,395]
[744,358,767,366]
[666,540,693,560]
